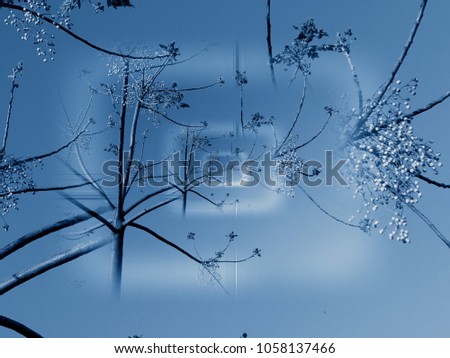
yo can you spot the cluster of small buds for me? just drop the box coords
[274,136,305,197]
[0,156,40,217]
[345,79,441,243]
[3,3,56,62]
[2,1,76,62]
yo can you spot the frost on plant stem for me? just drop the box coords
[344,79,442,243]
[191,231,261,287]
[0,155,42,221]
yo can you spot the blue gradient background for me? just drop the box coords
[1,0,450,337]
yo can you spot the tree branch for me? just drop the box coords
[124,196,180,225]
[1,62,22,158]
[0,180,96,198]
[0,3,170,60]
[297,185,362,228]
[293,112,333,151]
[0,206,109,260]
[0,122,90,169]
[417,174,450,189]
[266,0,277,87]
[61,193,117,233]
[0,315,43,338]
[0,236,111,295]
[405,91,450,118]
[352,0,428,137]
[340,40,363,114]
[128,222,202,264]
[277,76,307,154]
[406,202,450,249]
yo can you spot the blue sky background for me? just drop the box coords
[1,0,450,338]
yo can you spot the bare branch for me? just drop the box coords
[293,112,333,151]
[277,77,307,153]
[129,222,230,295]
[1,62,22,157]
[0,236,111,295]
[0,180,96,198]
[0,206,110,260]
[297,185,362,229]
[124,102,142,190]
[417,174,450,189]
[129,222,202,264]
[124,186,174,215]
[266,0,277,87]
[353,0,428,136]
[406,202,450,249]
[61,193,117,233]
[0,315,43,338]
[405,91,450,118]
[124,196,180,225]
[59,159,115,209]
[74,145,115,208]
[141,104,205,128]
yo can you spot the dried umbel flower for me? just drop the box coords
[344,79,442,243]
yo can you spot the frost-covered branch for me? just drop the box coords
[266,0,276,87]
[1,62,23,159]
[0,121,91,169]
[0,206,110,260]
[405,91,450,119]
[339,36,363,114]
[0,236,111,295]
[0,2,171,60]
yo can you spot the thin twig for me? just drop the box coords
[406,202,450,249]
[124,197,180,225]
[0,180,98,198]
[293,112,333,151]
[297,185,361,228]
[277,77,307,153]
[266,0,277,88]
[124,186,174,215]
[352,0,428,137]
[129,222,230,296]
[0,123,90,168]
[1,63,22,157]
